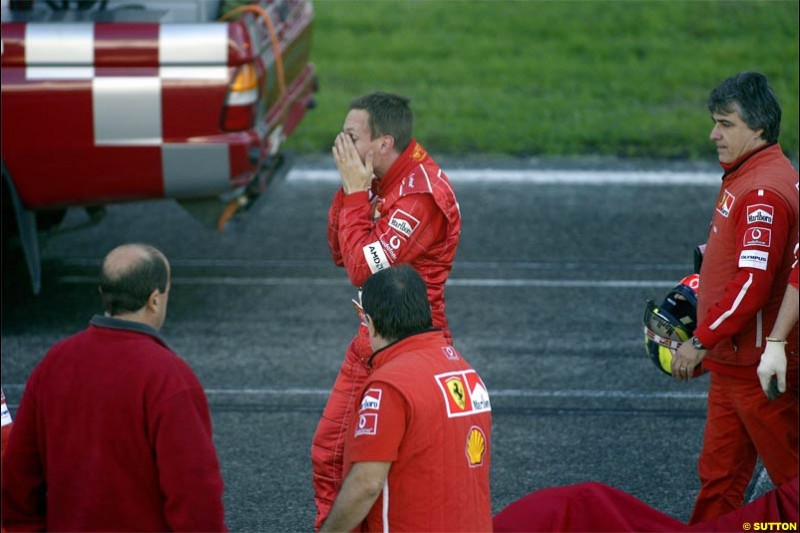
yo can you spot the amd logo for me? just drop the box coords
[368,245,386,270]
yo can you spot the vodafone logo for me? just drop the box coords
[743,227,771,248]
[746,204,774,225]
[378,232,406,262]
[442,346,459,361]
[354,413,378,437]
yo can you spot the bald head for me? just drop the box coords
[100,244,169,317]
[103,245,158,278]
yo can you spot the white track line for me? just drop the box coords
[58,258,692,271]
[288,168,721,186]
[204,388,707,400]
[0,384,707,400]
[58,275,676,288]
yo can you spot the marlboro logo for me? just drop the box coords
[388,209,420,237]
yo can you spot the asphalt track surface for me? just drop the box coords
[1,158,773,531]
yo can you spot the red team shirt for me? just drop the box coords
[695,144,799,376]
[344,331,492,532]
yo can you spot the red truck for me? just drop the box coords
[1,0,316,292]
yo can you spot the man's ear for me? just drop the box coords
[380,135,395,154]
[147,288,161,313]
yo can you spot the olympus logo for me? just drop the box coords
[739,249,769,271]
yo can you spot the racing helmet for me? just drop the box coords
[643,273,705,377]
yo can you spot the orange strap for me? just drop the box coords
[220,3,287,100]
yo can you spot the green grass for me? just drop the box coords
[285,0,799,160]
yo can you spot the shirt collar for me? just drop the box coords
[720,142,775,177]
[375,138,429,195]
[89,315,171,351]
[368,328,443,368]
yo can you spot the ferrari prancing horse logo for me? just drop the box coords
[435,370,492,418]
[445,377,466,410]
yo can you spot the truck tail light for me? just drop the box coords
[223,63,259,131]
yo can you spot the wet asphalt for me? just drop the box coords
[2,158,768,531]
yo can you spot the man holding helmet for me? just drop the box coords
[643,274,706,378]
[670,72,799,523]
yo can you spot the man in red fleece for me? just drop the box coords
[311,93,461,529]
[1,244,227,532]
[671,72,799,523]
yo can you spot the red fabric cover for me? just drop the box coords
[493,482,684,532]
[493,477,799,532]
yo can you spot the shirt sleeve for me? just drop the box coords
[347,383,408,463]
[694,189,793,349]
[337,191,447,287]
[151,371,227,532]
[1,369,47,532]
[789,243,799,289]
[327,188,346,267]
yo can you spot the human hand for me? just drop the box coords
[757,340,787,400]
[671,341,705,381]
[332,133,373,195]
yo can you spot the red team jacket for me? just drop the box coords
[328,139,462,332]
[344,330,492,532]
[1,316,226,532]
[695,144,799,377]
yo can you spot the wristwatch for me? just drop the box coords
[691,336,706,350]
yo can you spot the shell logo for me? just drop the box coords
[466,426,487,467]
